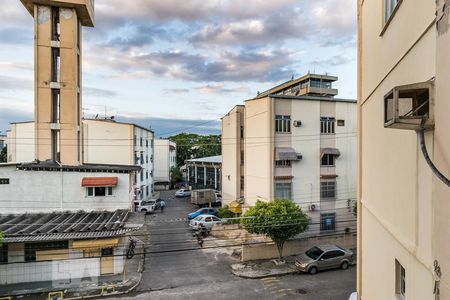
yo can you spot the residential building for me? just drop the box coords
[0,135,6,149]
[7,119,155,201]
[222,74,357,234]
[185,155,222,190]
[358,0,450,299]
[0,1,144,294]
[153,139,177,190]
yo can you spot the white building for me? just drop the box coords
[7,119,155,201]
[0,135,6,150]
[153,139,176,190]
[222,74,357,234]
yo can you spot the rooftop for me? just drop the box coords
[0,162,141,173]
[0,209,143,243]
[186,155,222,164]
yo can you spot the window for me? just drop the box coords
[87,187,113,197]
[102,248,113,256]
[337,120,345,126]
[275,182,292,200]
[320,117,335,134]
[146,171,148,180]
[0,244,7,264]
[321,250,344,260]
[146,186,149,197]
[146,139,149,147]
[240,176,244,190]
[146,155,148,163]
[240,151,244,165]
[134,135,137,146]
[51,48,61,82]
[140,137,143,146]
[321,181,336,199]
[320,213,336,231]
[321,154,335,166]
[25,241,68,262]
[140,153,144,165]
[140,170,144,182]
[240,126,244,139]
[0,178,9,184]
[52,89,60,123]
[275,160,291,167]
[275,115,291,133]
[385,0,399,22]
[395,260,406,297]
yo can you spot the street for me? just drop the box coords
[105,190,356,300]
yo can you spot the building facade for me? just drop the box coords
[358,0,450,299]
[7,119,155,201]
[153,139,176,190]
[222,74,357,234]
[185,155,222,190]
[0,135,6,150]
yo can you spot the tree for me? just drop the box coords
[0,146,6,163]
[170,166,183,186]
[0,231,3,248]
[241,199,309,260]
[169,133,221,167]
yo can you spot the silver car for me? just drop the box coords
[295,245,354,275]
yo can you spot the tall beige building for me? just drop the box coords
[222,74,357,234]
[21,0,94,165]
[358,0,450,299]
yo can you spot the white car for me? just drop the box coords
[189,214,221,230]
[348,293,358,300]
[175,189,191,197]
[137,199,157,213]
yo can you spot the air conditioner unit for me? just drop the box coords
[309,204,317,211]
[296,154,303,160]
[293,120,302,127]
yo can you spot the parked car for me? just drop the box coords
[295,245,354,275]
[187,208,218,220]
[175,189,191,197]
[137,199,158,214]
[189,214,221,230]
[214,192,222,207]
[348,292,358,300]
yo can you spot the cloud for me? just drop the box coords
[88,48,299,83]
[0,99,34,131]
[194,84,250,95]
[84,87,118,97]
[115,115,221,137]
[0,27,32,46]
[190,9,308,46]
[163,88,190,94]
[0,75,32,91]
[310,55,353,67]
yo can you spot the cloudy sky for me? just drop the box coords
[0,0,357,137]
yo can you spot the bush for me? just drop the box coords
[218,206,240,224]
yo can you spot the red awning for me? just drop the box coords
[82,177,118,187]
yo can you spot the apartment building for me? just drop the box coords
[0,1,144,294]
[7,119,155,201]
[222,74,357,234]
[0,135,6,149]
[153,139,177,190]
[358,0,450,299]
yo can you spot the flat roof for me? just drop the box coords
[5,162,142,173]
[186,155,222,164]
[0,210,143,243]
[246,94,357,104]
[255,73,338,99]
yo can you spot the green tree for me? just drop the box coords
[169,133,221,167]
[170,166,183,186]
[241,199,309,260]
[0,146,6,163]
[0,231,3,248]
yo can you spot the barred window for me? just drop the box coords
[275,160,291,167]
[320,117,335,134]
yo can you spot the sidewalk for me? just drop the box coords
[231,256,299,279]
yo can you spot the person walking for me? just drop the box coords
[160,199,166,213]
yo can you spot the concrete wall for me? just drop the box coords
[0,165,132,213]
[241,233,356,262]
[358,0,437,299]
[154,139,176,183]
[221,106,244,206]
[244,98,273,207]
[7,122,36,163]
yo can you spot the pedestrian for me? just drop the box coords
[160,199,166,213]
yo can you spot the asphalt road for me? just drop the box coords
[105,190,356,300]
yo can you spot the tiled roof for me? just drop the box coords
[0,210,142,243]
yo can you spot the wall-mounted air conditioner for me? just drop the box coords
[309,204,317,211]
[293,120,302,127]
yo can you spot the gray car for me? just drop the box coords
[295,245,354,275]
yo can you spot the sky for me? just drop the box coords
[0,0,357,137]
